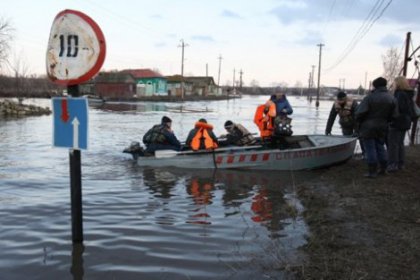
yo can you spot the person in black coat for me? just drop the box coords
[355,77,397,178]
[387,76,416,172]
[143,116,181,153]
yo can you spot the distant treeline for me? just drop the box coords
[235,86,363,96]
[0,74,361,98]
[0,75,64,98]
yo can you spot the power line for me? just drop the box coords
[322,0,337,33]
[81,0,156,36]
[326,0,393,71]
[326,0,385,71]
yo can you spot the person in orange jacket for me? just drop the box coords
[185,118,219,150]
[254,95,276,138]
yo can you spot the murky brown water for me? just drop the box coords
[0,96,335,279]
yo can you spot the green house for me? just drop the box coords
[121,69,167,96]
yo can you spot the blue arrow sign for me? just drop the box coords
[52,97,88,149]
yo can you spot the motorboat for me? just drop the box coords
[123,135,357,171]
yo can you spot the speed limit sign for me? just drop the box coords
[46,9,106,85]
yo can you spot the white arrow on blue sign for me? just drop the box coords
[52,97,88,150]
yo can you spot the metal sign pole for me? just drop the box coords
[48,9,106,243]
[68,85,83,243]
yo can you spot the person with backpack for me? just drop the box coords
[142,116,181,154]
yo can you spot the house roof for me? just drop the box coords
[121,69,164,79]
[165,75,193,83]
[186,76,216,86]
[95,71,135,83]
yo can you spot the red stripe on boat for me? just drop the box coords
[250,154,258,161]
[239,154,246,162]
[227,155,235,164]
[262,153,269,161]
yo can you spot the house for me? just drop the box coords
[186,76,220,96]
[94,71,136,100]
[165,75,193,96]
[94,72,136,99]
[121,69,167,96]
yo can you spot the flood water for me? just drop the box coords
[1,95,342,279]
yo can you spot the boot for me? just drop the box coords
[378,161,388,175]
[364,164,378,178]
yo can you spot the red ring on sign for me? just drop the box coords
[49,9,106,86]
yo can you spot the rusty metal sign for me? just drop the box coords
[46,10,106,85]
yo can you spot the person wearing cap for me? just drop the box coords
[185,118,218,151]
[325,91,358,136]
[142,116,181,154]
[355,77,398,178]
[221,120,257,146]
[274,92,293,118]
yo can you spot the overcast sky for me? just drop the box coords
[2,0,419,88]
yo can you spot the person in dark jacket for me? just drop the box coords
[185,118,218,150]
[387,76,416,172]
[221,120,257,146]
[355,77,397,178]
[274,92,293,118]
[325,91,358,136]
[142,116,181,153]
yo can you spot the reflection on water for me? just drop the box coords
[57,167,312,279]
[71,243,84,280]
[93,102,168,112]
[0,96,324,279]
[143,168,178,198]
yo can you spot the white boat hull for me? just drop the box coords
[133,135,357,171]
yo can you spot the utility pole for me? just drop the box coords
[217,54,223,86]
[403,31,417,145]
[403,32,411,77]
[233,68,236,90]
[311,65,316,88]
[206,63,208,77]
[308,72,312,88]
[178,39,188,100]
[316,43,324,107]
[343,78,345,91]
[239,69,243,88]
[364,72,367,94]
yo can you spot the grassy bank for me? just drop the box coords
[291,145,420,279]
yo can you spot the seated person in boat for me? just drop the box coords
[185,118,218,151]
[220,120,256,146]
[142,116,181,153]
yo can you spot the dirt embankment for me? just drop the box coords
[293,145,420,279]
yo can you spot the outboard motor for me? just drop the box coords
[123,141,145,160]
[274,116,293,136]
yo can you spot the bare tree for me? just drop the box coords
[0,17,14,72]
[250,79,259,88]
[294,80,303,88]
[382,47,403,85]
[9,50,31,102]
